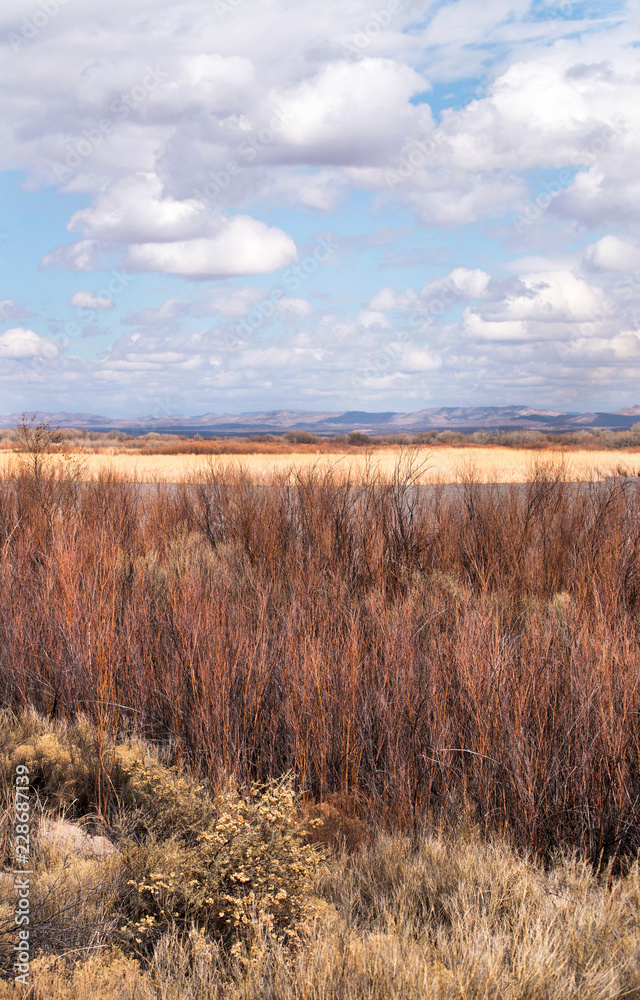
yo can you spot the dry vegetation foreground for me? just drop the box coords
[2,438,640,995]
[1,714,640,1000]
[1,445,639,483]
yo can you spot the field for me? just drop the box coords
[0,444,639,483]
[1,427,640,996]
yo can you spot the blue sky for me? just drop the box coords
[0,0,639,417]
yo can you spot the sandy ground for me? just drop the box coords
[1,447,639,484]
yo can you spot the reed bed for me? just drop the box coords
[0,446,638,484]
[1,449,640,865]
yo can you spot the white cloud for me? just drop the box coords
[462,312,528,342]
[279,170,345,211]
[125,216,297,278]
[0,299,31,319]
[158,53,258,115]
[478,271,609,325]
[0,328,58,359]
[401,347,442,371]
[69,174,210,243]
[369,286,401,311]
[448,267,491,298]
[68,291,115,310]
[41,240,104,272]
[200,287,264,317]
[275,59,428,161]
[0,0,635,233]
[277,297,314,318]
[124,298,191,325]
[357,309,392,329]
[559,333,640,362]
[582,235,640,274]
[367,270,491,318]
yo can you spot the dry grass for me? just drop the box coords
[4,844,640,999]
[0,445,639,483]
[2,714,640,999]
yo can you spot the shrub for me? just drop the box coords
[347,431,372,445]
[118,774,325,954]
[282,431,319,444]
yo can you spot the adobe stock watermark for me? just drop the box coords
[569,267,640,342]
[213,0,245,20]
[192,106,297,207]
[7,0,69,52]
[385,128,447,189]
[220,235,339,350]
[556,0,577,16]
[13,764,32,986]
[51,67,168,182]
[512,117,627,234]
[147,394,184,421]
[511,170,574,234]
[385,83,490,190]
[342,0,404,57]
[352,278,457,388]
[613,267,640,307]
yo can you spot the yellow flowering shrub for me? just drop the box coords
[117,774,326,953]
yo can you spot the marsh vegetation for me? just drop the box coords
[1,423,640,996]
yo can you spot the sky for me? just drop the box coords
[0,0,639,419]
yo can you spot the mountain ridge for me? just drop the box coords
[1,405,639,435]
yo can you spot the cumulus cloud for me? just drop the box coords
[0,328,58,359]
[367,269,492,318]
[400,347,442,371]
[68,291,115,310]
[69,174,210,243]
[43,210,297,279]
[123,299,192,325]
[476,271,609,326]
[274,59,428,162]
[197,287,265,318]
[0,0,635,233]
[0,299,32,319]
[41,240,105,272]
[448,267,491,299]
[582,235,640,274]
[125,216,297,278]
[357,309,392,329]
[462,312,529,342]
[559,333,640,362]
[369,286,402,311]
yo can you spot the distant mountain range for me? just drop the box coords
[1,406,639,436]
